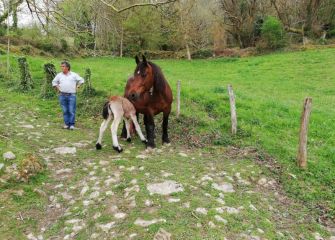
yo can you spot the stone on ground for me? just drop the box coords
[53,147,76,155]
[154,228,172,240]
[212,182,235,193]
[134,218,166,227]
[147,180,184,195]
[97,222,115,233]
[3,151,16,160]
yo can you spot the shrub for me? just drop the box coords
[40,41,55,53]
[0,26,6,36]
[191,49,213,59]
[19,155,43,182]
[60,38,68,52]
[41,63,57,98]
[20,45,32,55]
[328,29,335,38]
[18,57,34,92]
[81,68,97,97]
[261,16,286,50]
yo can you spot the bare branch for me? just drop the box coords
[99,0,177,13]
[25,0,92,35]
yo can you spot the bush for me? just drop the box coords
[20,45,32,55]
[261,16,286,50]
[41,63,57,98]
[40,41,55,53]
[18,57,34,92]
[191,49,213,59]
[328,29,335,38]
[0,26,6,37]
[60,38,68,52]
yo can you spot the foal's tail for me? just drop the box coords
[102,101,110,119]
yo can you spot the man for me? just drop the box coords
[52,61,84,130]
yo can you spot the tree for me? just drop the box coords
[218,0,271,48]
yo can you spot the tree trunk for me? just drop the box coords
[186,42,191,60]
[45,0,50,36]
[306,0,313,35]
[120,25,124,58]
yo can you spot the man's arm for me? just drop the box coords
[76,74,85,90]
[52,74,60,92]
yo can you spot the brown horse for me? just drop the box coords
[121,55,173,148]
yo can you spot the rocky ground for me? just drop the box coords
[1,98,334,240]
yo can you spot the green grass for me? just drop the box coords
[0,48,334,238]
[5,48,333,215]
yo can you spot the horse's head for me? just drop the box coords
[127,55,154,101]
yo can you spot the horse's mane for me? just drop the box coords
[135,61,167,93]
[149,61,167,93]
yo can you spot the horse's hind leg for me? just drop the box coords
[131,114,147,144]
[125,119,132,142]
[121,121,127,139]
[162,110,170,144]
[111,113,123,153]
[96,116,112,150]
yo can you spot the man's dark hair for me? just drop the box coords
[61,61,71,70]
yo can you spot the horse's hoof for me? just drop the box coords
[113,146,123,153]
[142,139,148,145]
[96,143,102,150]
[162,138,170,144]
[127,138,132,142]
[146,142,156,149]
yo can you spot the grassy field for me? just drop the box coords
[0,48,335,238]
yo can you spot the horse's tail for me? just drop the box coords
[102,101,110,119]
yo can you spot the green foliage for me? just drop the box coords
[0,25,6,36]
[81,68,97,97]
[261,16,286,50]
[37,40,58,53]
[191,49,213,59]
[123,7,162,51]
[60,39,68,52]
[328,28,335,38]
[20,45,32,55]
[41,63,56,98]
[17,57,33,92]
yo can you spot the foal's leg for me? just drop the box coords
[131,114,147,144]
[125,119,132,142]
[144,114,155,148]
[121,121,127,139]
[111,113,123,153]
[162,110,171,144]
[96,116,112,150]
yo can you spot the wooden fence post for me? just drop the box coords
[177,80,181,118]
[227,84,237,135]
[297,97,312,169]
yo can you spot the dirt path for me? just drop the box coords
[1,100,334,240]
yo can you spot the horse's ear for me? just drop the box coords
[135,56,140,65]
[142,55,147,65]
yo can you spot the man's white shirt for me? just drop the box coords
[52,71,84,93]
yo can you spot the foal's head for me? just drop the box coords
[127,55,154,101]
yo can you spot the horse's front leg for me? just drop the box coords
[162,110,170,144]
[121,112,139,139]
[144,114,155,148]
[121,120,127,139]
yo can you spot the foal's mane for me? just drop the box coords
[135,61,167,93]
